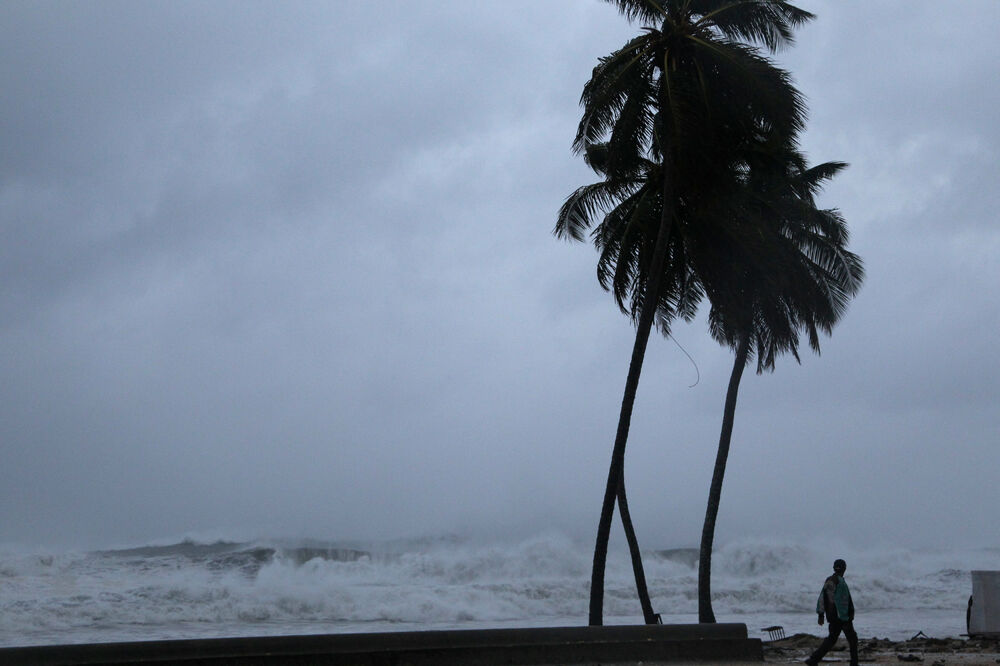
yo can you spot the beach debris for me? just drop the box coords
[897,654,923,662]
[761,625,786,640]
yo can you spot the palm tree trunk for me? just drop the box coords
[589,157,674,626]
[618,477,658,624]
[697,335,750,623]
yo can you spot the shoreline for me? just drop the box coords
[763,633,1000,665]
[4,626,999,665]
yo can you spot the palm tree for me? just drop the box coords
[691,150,865,622]
[557,143,700,624]
[556,0,813,625]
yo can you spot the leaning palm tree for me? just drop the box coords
[691,150,865,622]
[556,0,813,625]
[561,141,700,625]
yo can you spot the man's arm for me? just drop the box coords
[819,577,838,624]
[816,579,833,625]
[823,577,838,607]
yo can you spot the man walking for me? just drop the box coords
[806,558,858,666]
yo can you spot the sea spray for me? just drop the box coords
[1,534,996,647]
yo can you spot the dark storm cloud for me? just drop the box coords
[1,1,997,549]
[0,0,590,323]
[0,0,632,546]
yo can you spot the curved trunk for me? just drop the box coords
[618,478,658,624]
[589,156,674,626]
[698,336,750,623]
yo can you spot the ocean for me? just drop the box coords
[1,533,996,648]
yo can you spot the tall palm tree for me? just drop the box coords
[561,141,694,625]
[556,0,813,626]
[691,150,865,622]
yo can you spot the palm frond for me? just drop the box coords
[604,0,670,25]
[555,178,641,241]
[688,0,814,52]
[574,34,658,153]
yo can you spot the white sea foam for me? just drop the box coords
[1,534,996,647]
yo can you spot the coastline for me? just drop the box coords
[4,626,999,665]
[763,634,1000,665]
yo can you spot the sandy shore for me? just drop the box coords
[761,633,1000,665]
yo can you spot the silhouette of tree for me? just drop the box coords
[555,0,813,626]
[690,147,864,622]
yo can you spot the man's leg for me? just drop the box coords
[843,620,859,666]
[807,620,843,664]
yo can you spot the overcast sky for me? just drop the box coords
[1,1,998,551]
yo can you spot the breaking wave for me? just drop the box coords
[1,534,996,647]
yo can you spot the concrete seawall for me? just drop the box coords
[0,624,763,665]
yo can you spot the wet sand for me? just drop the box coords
[762,633,1000,665]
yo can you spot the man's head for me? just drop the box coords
[833,559,847,575]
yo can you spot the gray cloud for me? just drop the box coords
[1,1,997,550]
